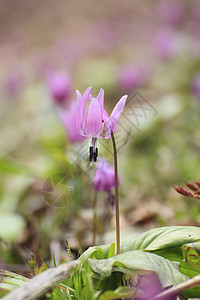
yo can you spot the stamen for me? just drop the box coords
[89,139,98,164]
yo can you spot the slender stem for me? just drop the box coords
[111,131,120,255]
[92,193,98,245]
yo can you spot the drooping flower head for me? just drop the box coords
[59,102,86,143]
[48,72,72,105]
[75,87,127,163]
[93,157,119,192]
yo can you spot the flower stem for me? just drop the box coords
[111,131,120,255]
[92,192,98,245]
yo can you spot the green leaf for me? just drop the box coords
[182,242,200,271]
[97,287,134,300]
[78,246,108,268]
[121,226,200,252]
[108,243,115,258]
[0,270,28,297]
[88,250,188,288]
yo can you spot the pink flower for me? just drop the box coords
[158,0,185,27]
[93,157,119,192]
[75,87,127,163]
[76,87,127,139]
[48,72,72,105]
[155,30,176,61]
[59,102,86,143]
[3,72,24,98]
[117,65,150,92]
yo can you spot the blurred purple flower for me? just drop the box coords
[117,65,150,92]
[59,102,86,143]
[192,3,200,23]
[133,273,163,299]
[190,3,200,38]
[93,157,119,192]
[155,30,176,61]
[3,72,24,98]
[87,22,117,55]
[53,38,83,67]
[158,0,185,26]
[48,72,72,105]
[192,73,200,99]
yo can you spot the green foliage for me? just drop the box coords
[0,270,28,297]
[121,226,200,252]
[49,226,200,299]
[28,254,48,275]
[97,287,134,299]
[89,250,187,286]
[182,242,200,271]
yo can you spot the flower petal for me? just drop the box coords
[96,88,104,106]
[59,105,86,143]
[109,95,127,134]
[76,90,82,104]
[76,87,92,135]
[102,108,112,139]
[85,98,103,137]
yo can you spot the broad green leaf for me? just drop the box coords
[121,226,200,252]
[88,250,188,288]
[182,242,200,271]
[78,244,111,271]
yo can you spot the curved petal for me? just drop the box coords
[76,90,82,104]
[75,87,92,135]
[85,98,103,137]
[59,106,86,143]
[109,95,127,134]
[101,107,111,139]
[96,88,104,107]
[75,90,85,135]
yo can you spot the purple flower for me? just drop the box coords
[59,102,86,144]
[75,87,127,163]
[48,72,72,105]
[192,73,200,99]
[87,22,117,55]
[192,3,200,23]
[93,157,119,192]
[3,72,24,98]
[155,30,176,61]
[158,0,185,26]
[76,87,127,139]
[117,65,150,92]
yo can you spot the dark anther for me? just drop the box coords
[94,147,98,162]
[89,146,93,162]
[89,146,98,163]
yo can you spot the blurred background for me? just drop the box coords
[0,0,200,276]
